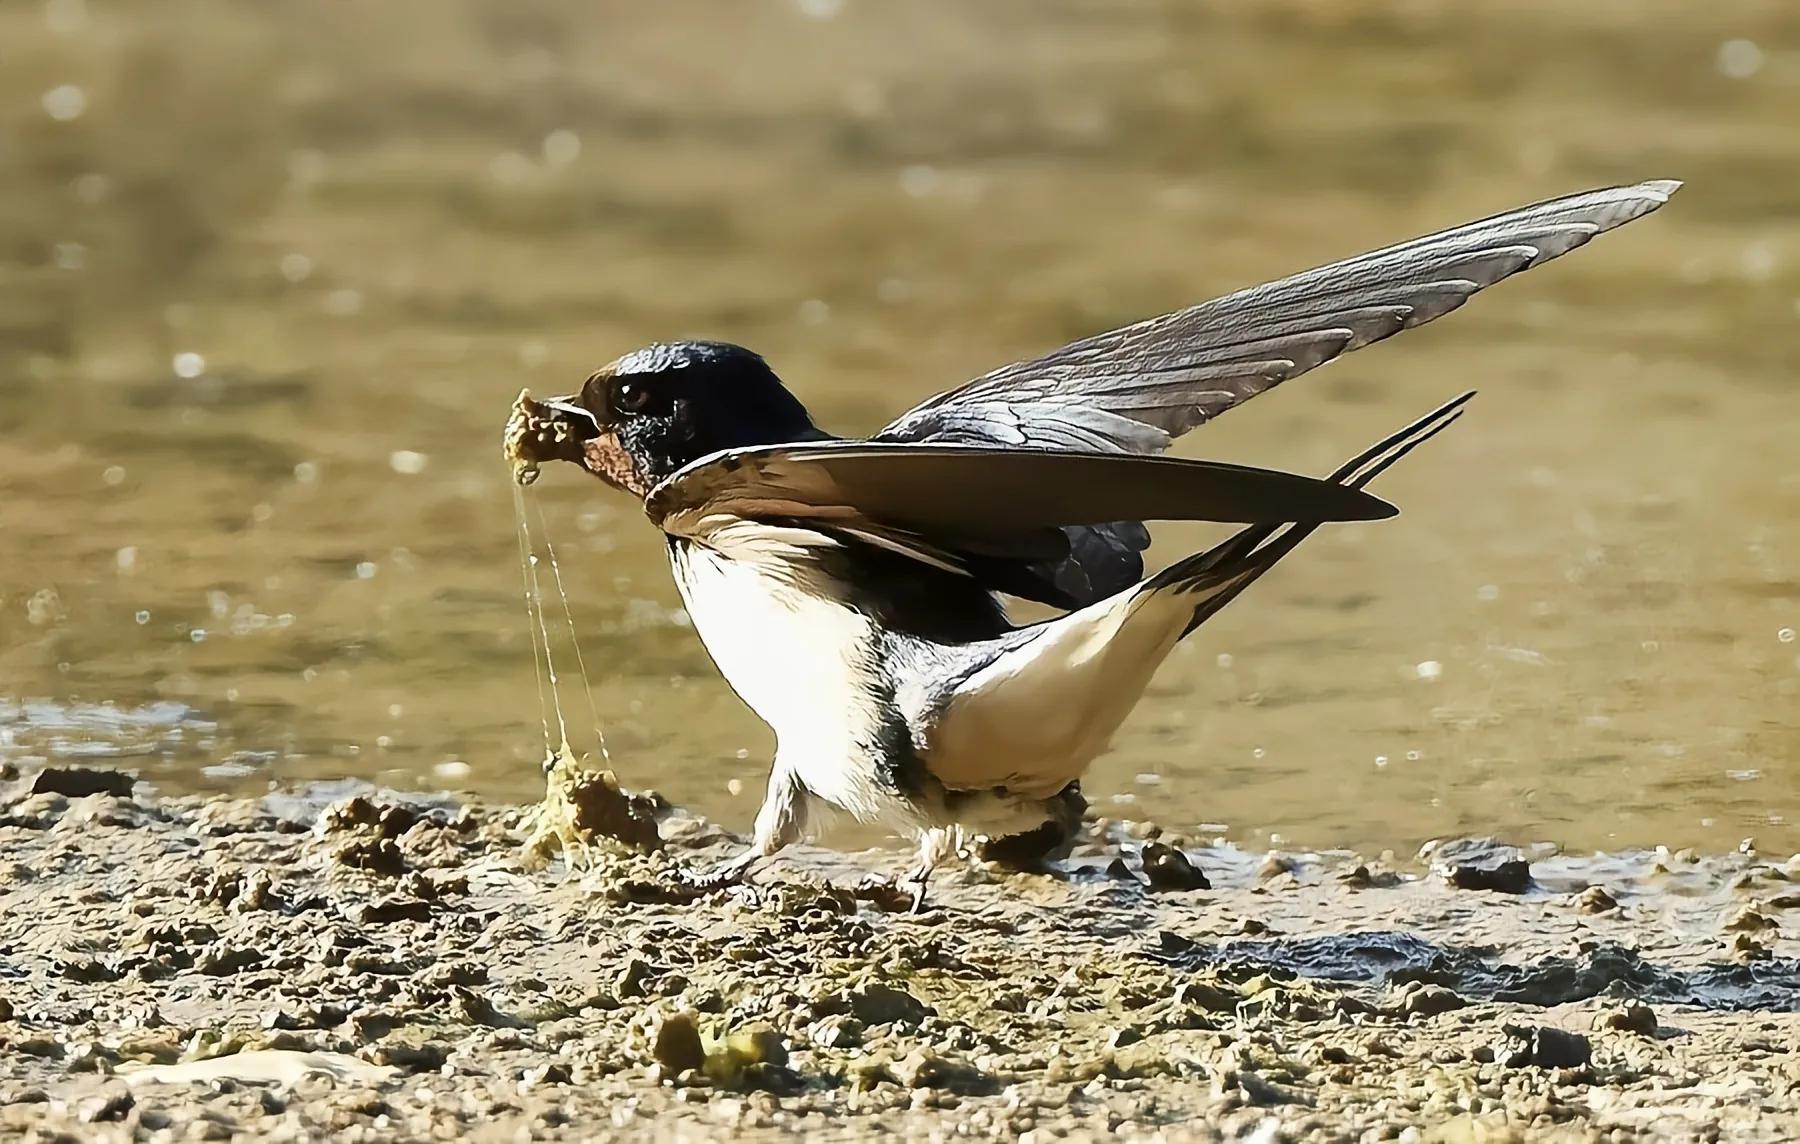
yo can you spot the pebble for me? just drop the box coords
[1396,982,1467,1018]
[1578,885,1620,913]
[810,1015,864,1049]
[841,983,930,1027]
[652,1012,706,1074]
[1431,840,1534,894]
[1723,905,1777,932]
[890,1049,994,1094]
[27,767,136,799]
[1141,843,1211,891]
[1594,1002,1658,1037]
[1495,1024,1591,1069]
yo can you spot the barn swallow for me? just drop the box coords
[515,179,1677,909]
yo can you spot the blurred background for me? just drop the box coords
[2,0,1796,855]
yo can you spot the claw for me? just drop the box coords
[854,868,934,914]
[851,873,913,913]
[685,850,762,894]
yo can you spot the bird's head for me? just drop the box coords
[519,341,821,498]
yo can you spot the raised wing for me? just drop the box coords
[873,179,1679,605]
[645,442,1395,576]
[880,180,1678,450]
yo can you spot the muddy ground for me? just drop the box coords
[1,764,1796,1142]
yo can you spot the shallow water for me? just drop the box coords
[2,0,1796,855]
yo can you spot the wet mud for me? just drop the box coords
[2,765,1796,1141]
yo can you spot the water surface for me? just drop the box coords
[2,0,1796,854]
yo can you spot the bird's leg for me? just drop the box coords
[894,828,960,913]
[692,766,807,890]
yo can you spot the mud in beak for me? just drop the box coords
[504,389,602,486]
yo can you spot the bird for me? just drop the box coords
[517,179,1678,909]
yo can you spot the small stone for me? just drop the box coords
[367,1040,449,1071]
[3,791,68,827]
[844,982,930,1027]
[348,1009,403,1041]
[1103,858,1141,884]
[59,957,123,983]
[1578,886,1619,913]
[1723,905,1777,932]
[891,1049,995,1094]
[1175,979,1240,1013]
[1397,982,1467,1018]
[29,767,135,799]
[809,1014,864,1049]
[720,1024,788,1068]
[334,838,407,877]
[1108,1026,1143,1049]
[653,1012,706,1074]
[1594,1002,1657,1037]
[229,869,282,913]
[1496,1024,1590,1069]
[1255,852,1298,880]
[1730,931,1771,958]
[520,1062,571,1090]
[615,957,655,999]
[1141,843,1210,891]
[354,897,433,924]
[196,945,263,976]
[1427,839,1533,894]
[12,1038,65,1059]
[1237,1068,1306,1107]
[78,1087,134,1123]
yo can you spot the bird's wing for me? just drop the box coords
[646,441,1394,577]
[875,179,1680,604]
[922,393,1474,797]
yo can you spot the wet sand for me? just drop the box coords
[4,765,1796,1142]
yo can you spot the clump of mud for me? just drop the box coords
[2,765,1797,1141]
[503,388,589,487]
[520,747,665,869]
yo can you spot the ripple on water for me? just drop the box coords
[0,698,218,763]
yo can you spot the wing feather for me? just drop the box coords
[872,179,1678,605]
[647,443,1396,568]
[882,182,1677,450]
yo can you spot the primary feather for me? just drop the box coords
[876,179,1680,606]
[646,440,1396,587]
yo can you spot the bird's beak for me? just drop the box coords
[541,397,601,439]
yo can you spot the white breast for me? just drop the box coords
[668,523,894,821]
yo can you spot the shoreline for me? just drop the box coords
[2,765,1796,1141]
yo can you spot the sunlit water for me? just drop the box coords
[2,0,1796,856]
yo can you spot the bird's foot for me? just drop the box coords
[905,874,931,915]
[845,872,915,913]
[852,869,933,914]
[682,850,762,895]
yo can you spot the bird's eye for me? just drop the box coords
[611,378,653,415]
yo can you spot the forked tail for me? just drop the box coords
[1145,392,1475,639]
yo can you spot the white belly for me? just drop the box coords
[669,534,894,820]
[924,588,1187,797]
